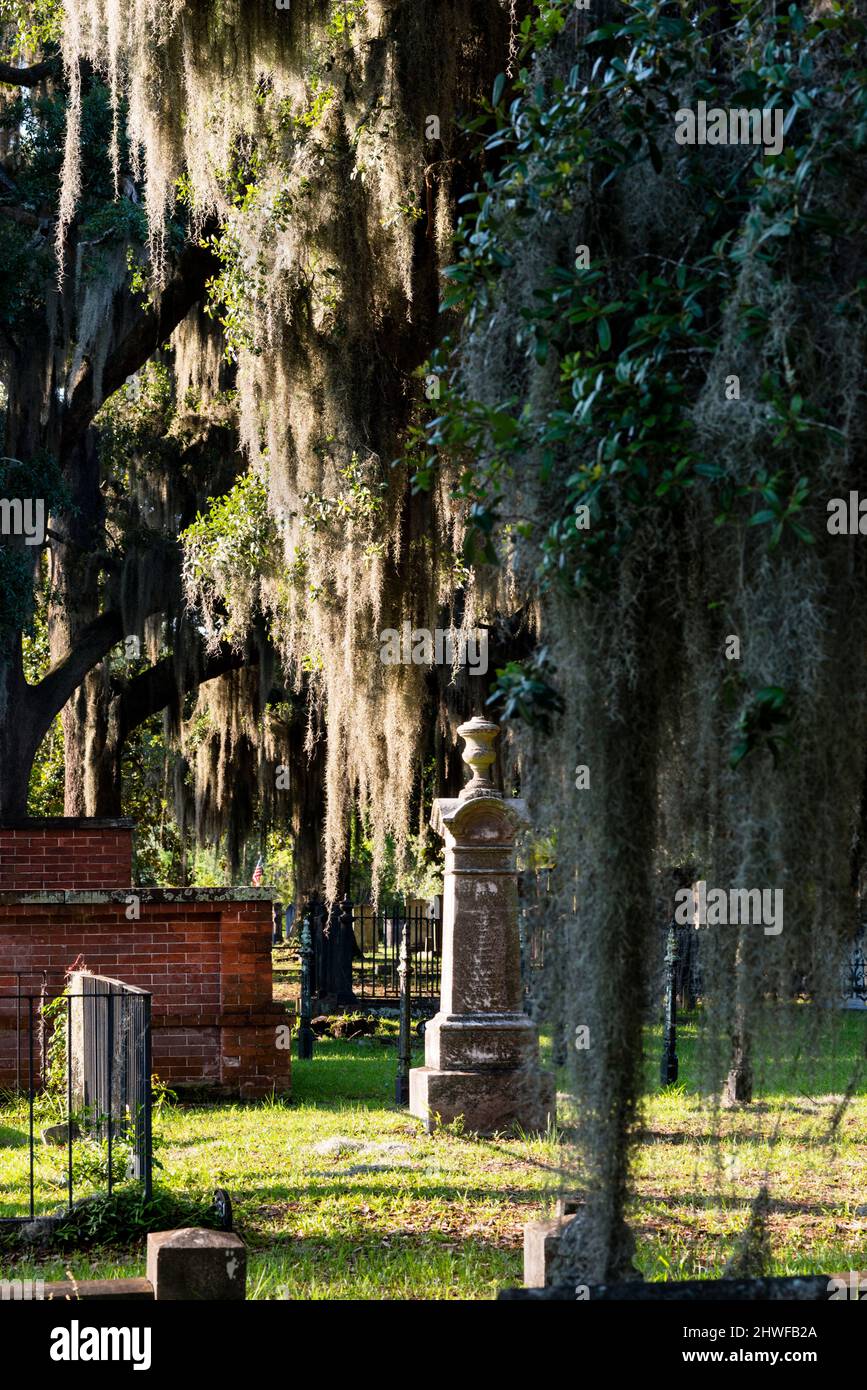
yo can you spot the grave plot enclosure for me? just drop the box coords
[0,819,291,1098]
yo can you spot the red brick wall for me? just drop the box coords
[0,889,291,1099]
[0,820,134,890]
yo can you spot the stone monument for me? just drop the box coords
[409,716,554,1134]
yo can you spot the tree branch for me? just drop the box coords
[61,239,220,455]
[119,642,257,737]
[0,56,60,87]
[32,609,124,724]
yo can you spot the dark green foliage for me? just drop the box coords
[46,1186,223,1250]
[0,79,137,230]
[0,450,66,504]
[421,0,866,593]
[730,685,792,770]
[0,219,50,325]
[486,648,565,733]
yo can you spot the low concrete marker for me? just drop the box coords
[146,1228,247,1301]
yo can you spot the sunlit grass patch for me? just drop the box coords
[2,1012,866,1298]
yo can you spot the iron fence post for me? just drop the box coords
[143,992,153,1202]
[28,995,34,1219]
[107,990,114,1194]
[297,915,315,1060]
[395,919,411,1105]
[847,932,866,1003]
[336,894,356,1004]
[661,921,679,1085]
[67,995,73,1211]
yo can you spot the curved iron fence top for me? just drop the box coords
[1,972,152,998]
[70,974,152,995]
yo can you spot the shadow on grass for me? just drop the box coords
[632,1192,849,1217]
[251,1228,522,1257]
[639,1124,838,1145]
[232,1177,537,1213]
[0,1122,31,1149]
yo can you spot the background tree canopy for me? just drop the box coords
[0,0,516,896]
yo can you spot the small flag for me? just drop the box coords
[252,856,264,887]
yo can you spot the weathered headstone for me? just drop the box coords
[409,717,554,1135]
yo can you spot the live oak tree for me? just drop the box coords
[0,1,516,899]
[0,7,228,818]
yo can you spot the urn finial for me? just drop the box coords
[457,716,501,801]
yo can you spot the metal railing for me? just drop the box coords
[845,936,866,1004]
[298,894,558,1010]
[0,974,152,1225]
[301,897,442,1005]
[352,901,441,1003]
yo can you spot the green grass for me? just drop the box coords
[1,1038,553,1298]
[1,1008,865,1298]
[629,1009,867,1281]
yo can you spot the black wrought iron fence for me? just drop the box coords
[352,901,442,1003]
[653,921,866,1010]
[845,932,866,1004]
[0,973,152,1226]
[301,896,443,1006]
[0,970,56,1094]
[299,892,566,1013]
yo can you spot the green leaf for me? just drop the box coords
[757,687,787,708]
[757,220,792,244]
[597,317,612,351]
[730,742,750,769]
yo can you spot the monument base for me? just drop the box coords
[409,1062,555,1136]
[423,1011,543,1069]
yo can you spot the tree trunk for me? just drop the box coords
[0,637,43,816]
[292,727,327,906]
[47,430,109,815]
[723,1030,753,1106]
[0,231,216,814]
[0,320,62,814]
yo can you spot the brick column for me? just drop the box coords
[0,818,134,889]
